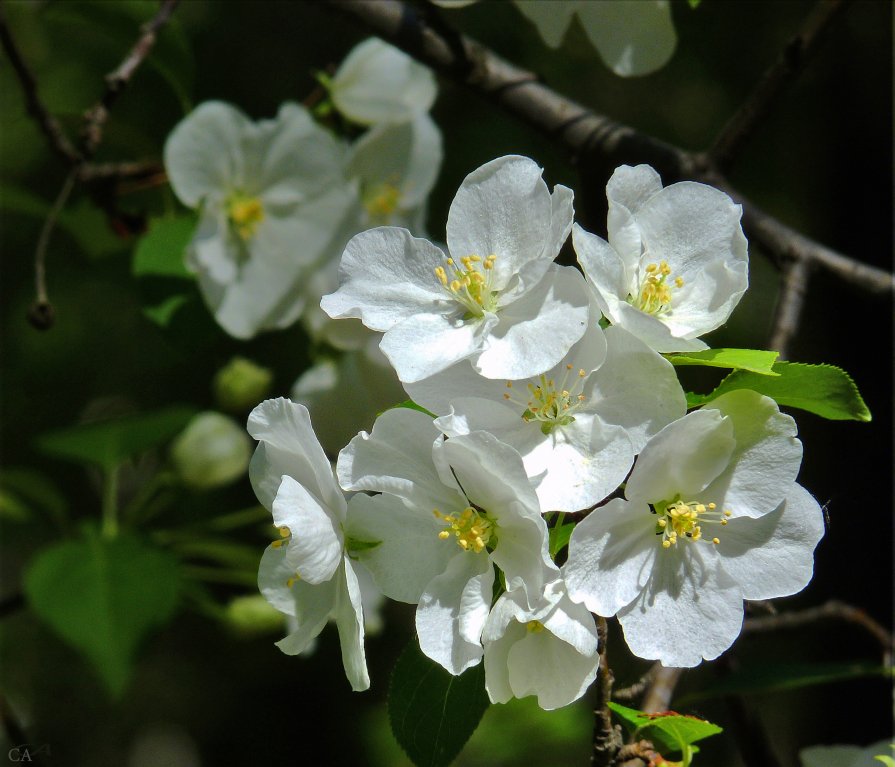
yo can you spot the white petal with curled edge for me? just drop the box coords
[272,475,342,585]
[699,390,802,518]
[617,545,743,667]
[573,223,628,321]
[247,398,345,516]
[333,558,371,691]
[717,483,824,600]
[563,498,657,617]
[416,551,492,674]
[331,38,436,125]
[320,227,449,332]
[164,101,248,207]
[271,564,337,655]
[446,156,555,288]
[625,409,736,505]
[605,164,663,269]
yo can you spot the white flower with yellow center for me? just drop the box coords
[563,389,823,667]
[482,580,600,710]
[164,101,357,339]
[248,398,369,691]
[405,321,686,512]
[329,38,437,126]
[321,155,590,383]
[337,407,557,675]
[574,164,749,353]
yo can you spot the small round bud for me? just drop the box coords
[170,411,251,490]
[213,357,273,413]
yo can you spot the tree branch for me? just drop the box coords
[612,662,661,704]
[323,0,894,297]
[592,617,623,766]
[743,600,894,665]
[640,666,684,714]
[708,0,850,171]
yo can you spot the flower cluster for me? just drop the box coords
[248,155,825,711]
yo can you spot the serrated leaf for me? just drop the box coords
[389,640,490,767]
[676,661,892,704]
[686,362,871,421]
[35,406,197,471]
[133,216,196,279]
[24,534,182,696]
[608,702,722,756]
[666,348,779,375]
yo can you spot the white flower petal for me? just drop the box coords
[718,483,824,600]
[164,101,248,207]
[416,551,491,674]
[587,325,687,451]
[573,223,628,320]
[512,0,575,47]
[626,409,736,504]
[474,265,590,380]
[333,558,371,691]
[331,38,436,125]
[446,156,557,285]
[606,164,663,267]
[272,568,338,655]
[563,498,657,616]
[320,227,449,331]
[699,390,802,518]
[617,546,743,666]
[344,492,455,604]
[258,544,301,617]
[337,407,461,511]
[272,475,343,585]
[247,398,345,515]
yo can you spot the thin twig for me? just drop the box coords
[640,666,684,714]
[80,0,182,158]
[709,0,850,170]
[0,3,81,164]
[592,617,623,766]
[28,168,77,329]
[612,662,661,704]
[743,600,894,665]
[768,257,812,356]
[323,0,894,296]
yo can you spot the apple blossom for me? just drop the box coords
[482,580,600,710]
[164,101,358,339]
[338,406,556,674]
[407,321,686,512]
[321,155,590,382]
[248,398,369,690]
[563,389,822,667]
[574,164,748,352]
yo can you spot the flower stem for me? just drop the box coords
[101,466,120,539]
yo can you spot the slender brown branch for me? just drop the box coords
[80,0,181,158]
[768,257,812,356]
[743,599,894,665]
[323,0,894,297]
[709,0,850,170]
[640,666,684,714]
[0,3,81,164]
[612,662,661,704]
[592,617,623,766]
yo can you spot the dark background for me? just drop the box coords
[1,1,891,764]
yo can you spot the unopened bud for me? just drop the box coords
[213,357,273,413]
[170,412,251,489]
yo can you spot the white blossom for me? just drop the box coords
[164,101,357,339]
[329,38,437,125]
[407,321,686,512]
[563,390,822,667]
[483,580,599,710]
[248,398,369,691]
[321,155,589,383]
[338,407,556,674]
[574,164,748,352]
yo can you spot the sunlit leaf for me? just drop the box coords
[666,348,779,375]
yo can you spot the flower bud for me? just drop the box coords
[170,412,251,490]
[213,357,273,413]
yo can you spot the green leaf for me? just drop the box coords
[549,522,575,559]
[389,640,490,767]
[24,534,181,696]
[133,216,196,279]
[0,468,68,525]
[666,348,779,375]
[686,362,872,421]
[143,292,192,327]
[688,0,702,8]
[35,405,197,472]
[608,702,722,758]
[676,661,892,704]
